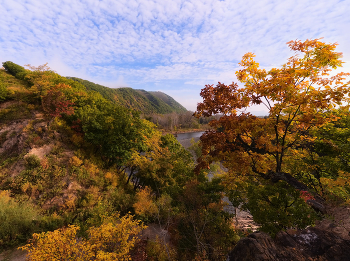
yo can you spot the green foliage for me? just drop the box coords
[149,91,187,113]
[2,61,27,80]
[131,131,196,196]
[188,138,202,158]
[0,103,32,124]
[289,109,350,203]
[246,182,318,235]
[24,155,41,169]
[224,173,320,236]
[0,190,40,248]
[172,179,237,260]
[68,77,186,114]
[0,80,10,101]
[76,98,147,167]
[160,133,183,152]
[146,236,177,261]
[6,157,67,205]
[105,187,135,215]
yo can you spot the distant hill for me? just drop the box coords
[67,77,187,114]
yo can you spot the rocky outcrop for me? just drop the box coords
[0,120,30,155]
[228,227,350,261]
[25,144,53,160]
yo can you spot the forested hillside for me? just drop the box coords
[67,77,187,114]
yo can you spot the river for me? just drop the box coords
[175,131,204,141]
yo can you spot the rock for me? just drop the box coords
[33,121,47,132]
[53,131,61,140]
[141,223,170,244]
[34,113,44,119]
[67,181,82,192]
[25,144,53,160]
[228,227,350,261]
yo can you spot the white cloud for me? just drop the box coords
[1,0,349,110]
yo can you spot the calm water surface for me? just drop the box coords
[175,131,204,140]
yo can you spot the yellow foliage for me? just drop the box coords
[133,187,158,217]
[104,172,113,180]
[0,190,11,200]
[103,171,118,187]
[85,162,99,176]
[21,182,31,194]
[320,171,350,202]
[27,104,35,110]
[20,225,90,261]
[69,156,83,167]
[20,214,146,261]
[24,63,56,96]
[71,133,84,146]
[23,120,33,132]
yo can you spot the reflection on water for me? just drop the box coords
[175,131,204,140]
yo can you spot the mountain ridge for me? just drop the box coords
[67,77,187,114]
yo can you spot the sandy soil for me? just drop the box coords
[0,249,27,261]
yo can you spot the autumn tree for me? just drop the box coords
[23,63,58,97]
[41,83,75,118]
[195,39,350,231]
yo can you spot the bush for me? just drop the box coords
[0,104,32,124]
[20,214,146,261]
[2,61,27,80]
[0,190,40,248]
[146,236,177,261]
[24,154,41,169]
[0,82,10,101]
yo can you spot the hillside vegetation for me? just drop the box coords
[0,62,236,260]
[67,77,187,114]
[1,38,350,261]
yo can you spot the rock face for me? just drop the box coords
[228,227,350,261]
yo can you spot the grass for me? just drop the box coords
[0,104,32,124]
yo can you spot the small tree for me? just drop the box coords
[0,191,40,248]
[41,83,75,118]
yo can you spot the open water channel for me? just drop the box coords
[175,131,204,141]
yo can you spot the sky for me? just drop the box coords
[1,0,350,113]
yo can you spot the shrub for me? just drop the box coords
[0,104,32,124]
[2,61,27,80]
[24,154,41,169]
[0,81,10,101]
[0,190,40,248]
[146,236,177,261]
[20,214,146,261]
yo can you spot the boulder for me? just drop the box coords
[228,227,350,261]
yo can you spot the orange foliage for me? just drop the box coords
[195,39,350,188]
